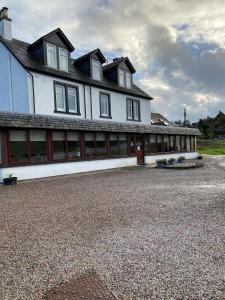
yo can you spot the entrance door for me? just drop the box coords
[135,135,145,165]
[129,134,145,165]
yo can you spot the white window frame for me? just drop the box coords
[59,47,68,72]
[100,93,110,118]
[119,69,125,87]
[127,98,140,121]
[67,87,78,113]
[125,71,132,89]
[46,43,57,69]
[92,59,101,81]
[55,84,66,112]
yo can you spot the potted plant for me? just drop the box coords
[168,158,176,165]
[177,156,186,164]
[156,159,167,167]
[3,173,17,185]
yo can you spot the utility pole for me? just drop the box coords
[183,108,187,127]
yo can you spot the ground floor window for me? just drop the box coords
[9,130,28,163]
[5,129,197,166]
[30,130,47,162]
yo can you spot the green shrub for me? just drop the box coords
[168,158,176,165]
[177,156,186,163]
[156,159,167,167]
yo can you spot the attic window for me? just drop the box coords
[47,44,57,69]
[59,48,68,71]
[91,59,101,81]
[118,69,132,89]
[46,43,68,72]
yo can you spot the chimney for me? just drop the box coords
[0,7,12,40]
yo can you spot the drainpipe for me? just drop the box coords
[27,71,36,114]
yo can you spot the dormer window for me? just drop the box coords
[118,68,132,89]
[46,43,68,72]
[59,48,68,71]
[47,44,57,69]
[91,59,101,81]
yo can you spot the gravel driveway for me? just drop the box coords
[0,156,225,299]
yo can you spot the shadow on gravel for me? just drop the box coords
[45,271,117,300]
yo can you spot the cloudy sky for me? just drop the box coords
[2,0,225,122]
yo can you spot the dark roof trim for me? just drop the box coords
[28,28,75,52]
[74,48,106,64]
[103,57,136,74]
[0,111,201,135]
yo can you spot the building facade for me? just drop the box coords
[0,7,200,181]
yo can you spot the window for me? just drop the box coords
[68,87,78,113]
[186,136,191,151]
[119,69,125,87]
[110,134,119,157]
[169,135,176,152]
[59,48,68,71]
[52,132,66,160]
[119,69,132,88]
[92,59,101,81]
[9,130,28,162]
[84,133,95,158]
[127,99,140,121]
[163,135,169,152]
[54,82,80,114]
[191,136,196,151]
[100,93,111,118]
[150,135,158,153]
[46,43,69,72]
[181,136,186,151]
[156,135,163,152]
[96,133,107,157]
[176,136,181,151]
[67,132,80,159]
[119,134,128,156]
[30,130,47,162]
[126,72,131,89]
[47,44,57,68]
[55,84,66,112]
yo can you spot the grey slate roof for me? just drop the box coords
[0,38,152,100]
[151,113,174,126]
[0,112,201,135]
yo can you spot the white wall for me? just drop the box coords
[0,42,30,113]
[0,157,137,182]
[91,86,151,124]
[31,72,151,124]
[145,152,198,164]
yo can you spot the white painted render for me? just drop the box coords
[0,157,137,182]
[0,42,30,112]
[145,152,198,164]
[31,72,151,124]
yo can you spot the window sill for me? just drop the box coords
[54,110,81,116]
[99,116,112,119]
[126,118,141,122]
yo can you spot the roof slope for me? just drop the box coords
[0,111,201,135]
[0,38,152,100]
[151,113,174,126]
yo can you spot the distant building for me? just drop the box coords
[151,113,174,126]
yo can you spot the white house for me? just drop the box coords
[0,7,200,181]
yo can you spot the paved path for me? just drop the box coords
[0,156,224,299]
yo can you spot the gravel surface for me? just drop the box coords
[0,156,224,299]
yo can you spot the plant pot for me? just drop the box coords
[3,177,17,185]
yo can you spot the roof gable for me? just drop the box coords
[103,57,136,74]
[28,28,74,52]
[74,48,106,64]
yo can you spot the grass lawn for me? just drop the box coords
[198,147,225,155]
